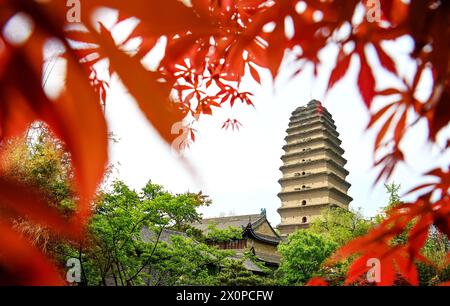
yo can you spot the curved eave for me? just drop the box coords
[290,110,335,122]
[285,131,342,147]
[289,113,336,127]
[279,158,349,176]
[291,109,333,121]
[289,120,336,132]
[277,223,309,231]
[277,203,329,213]
[243,227,281,246]
[286,126,337,140]
[277,203,348,214]
[285,127,340,140]
[289,110,335,124]
[278,171,351,189]
[281,147,347,166]
[277,186,353,203]
[287,119,337,134]
[283,137,344,154]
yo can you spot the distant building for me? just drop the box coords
[191,213,281,269]
[277,100,352,236]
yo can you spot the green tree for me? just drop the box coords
[309,206,372,246]
[376,183,450,285]
[204,223,242,243]
[380,183,403,217]
[0,127,274,286]
[58,180,212,285]
[61,180,269,286]
[276,230,337,285]
[142,235,233,286]
[1,125,75,212]
[306,206,373,285]
[417,229,450,285]
[0,125,76,254]
[216,259,275,286]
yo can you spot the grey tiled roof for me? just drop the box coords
[191,214,265,233]
[254,252,281,265]
[231,251,265,273]
[140,227,189,244]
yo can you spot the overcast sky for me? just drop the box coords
[35,9,450,226]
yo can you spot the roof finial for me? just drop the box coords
[260,208,267,217]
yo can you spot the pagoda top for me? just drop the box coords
[307,99,322,105]
[295,99,322,112]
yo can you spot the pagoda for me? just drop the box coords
[277,100,352,236]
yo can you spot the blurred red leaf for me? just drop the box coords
[0,223,64,286]
[357,51,376,108]
[327,50,352,90]
[306,277,328,286]
[374,44,397,75]
[0,177,79,238]
[94,24,185,144]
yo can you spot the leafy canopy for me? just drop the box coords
[61,180,215,286]
[277,230,337,285]
[309,206,372,246]
[205,223,243,243]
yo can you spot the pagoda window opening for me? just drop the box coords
[302,217,308,223]
[302,200,307,206]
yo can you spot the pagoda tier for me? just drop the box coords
[277,100,352,236]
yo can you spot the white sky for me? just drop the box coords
[36,9,450,227]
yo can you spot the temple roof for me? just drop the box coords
[140,227,189,244]
[243,225,281,246]
[191,214,282,246]
[254,252,281,265]
[191,214,265,232]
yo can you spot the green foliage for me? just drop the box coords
[143,235,233,286]
[303,206,373,285]
[375,183,450,285]
[0,126,76,254]
[385,183,402,208]
[61,180,271,286]
[58,180,212,285]
[417,230,450,285]
[1,125,75,212]
[216,259,275,286]
[309,206,372,245]
[205,223,243,243]
[277,230,337,285]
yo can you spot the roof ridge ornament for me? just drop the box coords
[260,208,267,217]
